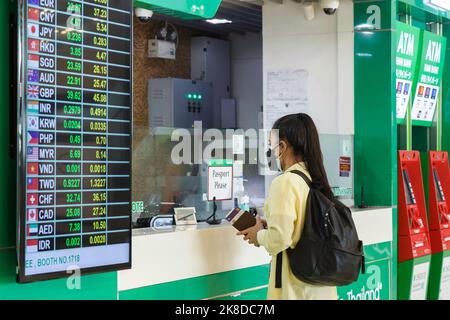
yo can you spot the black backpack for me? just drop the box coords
[275,170,365,288]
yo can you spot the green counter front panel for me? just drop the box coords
[119,265,270,300]
[337,241,393,300]
[119,242,393,300]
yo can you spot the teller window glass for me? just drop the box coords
[131,125,266,228]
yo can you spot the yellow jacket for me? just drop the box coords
[257,162,338,300]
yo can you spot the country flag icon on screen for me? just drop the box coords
[27,85,39,99]
[26,239,38,253]
[28,8,39,22]
[27,193,37,206]
[27,162,38,175]
[27,178,38,191]
[27,224,38,237]
[27,101,39,115]
[27,131,39,144]
[27,146,38,160]
[27,23,39,38]
[28,54,39,69]
[28,0,39,6]
[28,69,39,83]
[27,208,37,223]
[28,116,39,130]
[28,39,39,53]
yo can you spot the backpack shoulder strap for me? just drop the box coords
[275,252,283,289]
[288,170,312,188]
[274,170,312,289]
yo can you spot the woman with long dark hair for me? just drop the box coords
[238,113,337,300]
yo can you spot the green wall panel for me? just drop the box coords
[119,242,393,300]
[354,1,397,207]
[363,241,392,261]
[0,248,118,300]
[119,265,270,300]
[354,0,398,299]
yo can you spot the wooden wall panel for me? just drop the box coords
[132,18,193,207]
[133,17,192,130]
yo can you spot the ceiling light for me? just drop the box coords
[205,18,232,25]
[425,0,450,11]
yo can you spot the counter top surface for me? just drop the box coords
[132,206,393,237]
[132,221,232,237]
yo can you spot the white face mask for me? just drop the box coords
[275,157,283,172]
[272,144,284,172]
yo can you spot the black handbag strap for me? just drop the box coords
[275,252,283,289]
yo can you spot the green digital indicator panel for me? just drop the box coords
[134,0,221,19]
[17,0,132,283]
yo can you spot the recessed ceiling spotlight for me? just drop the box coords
[205,18,232,25]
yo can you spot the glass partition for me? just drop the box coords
[132,124,355,228]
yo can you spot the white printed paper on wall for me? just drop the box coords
[264,101,308,131]
[266,69,308,102]
[264,69,309,130]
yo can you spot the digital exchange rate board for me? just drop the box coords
[17,0,132,282]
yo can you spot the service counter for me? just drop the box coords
[117,207,394,300]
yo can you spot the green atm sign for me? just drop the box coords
[396,22,421,121]
[134,0,221,19]
[411,30,447,126]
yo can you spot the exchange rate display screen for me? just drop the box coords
[17,0,132,283]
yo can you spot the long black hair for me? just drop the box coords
[273,113,334,201]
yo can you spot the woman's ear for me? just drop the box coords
[279,140,288,155]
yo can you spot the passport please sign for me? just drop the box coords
[208,160,233,201]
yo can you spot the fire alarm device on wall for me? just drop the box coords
[148,39,176,60]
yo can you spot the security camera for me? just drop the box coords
[303,1,315,21]
[319,0,339,15]
[135,7,154,23]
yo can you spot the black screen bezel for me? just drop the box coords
[17,0,133,284]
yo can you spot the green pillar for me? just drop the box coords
[354,0,398,299]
